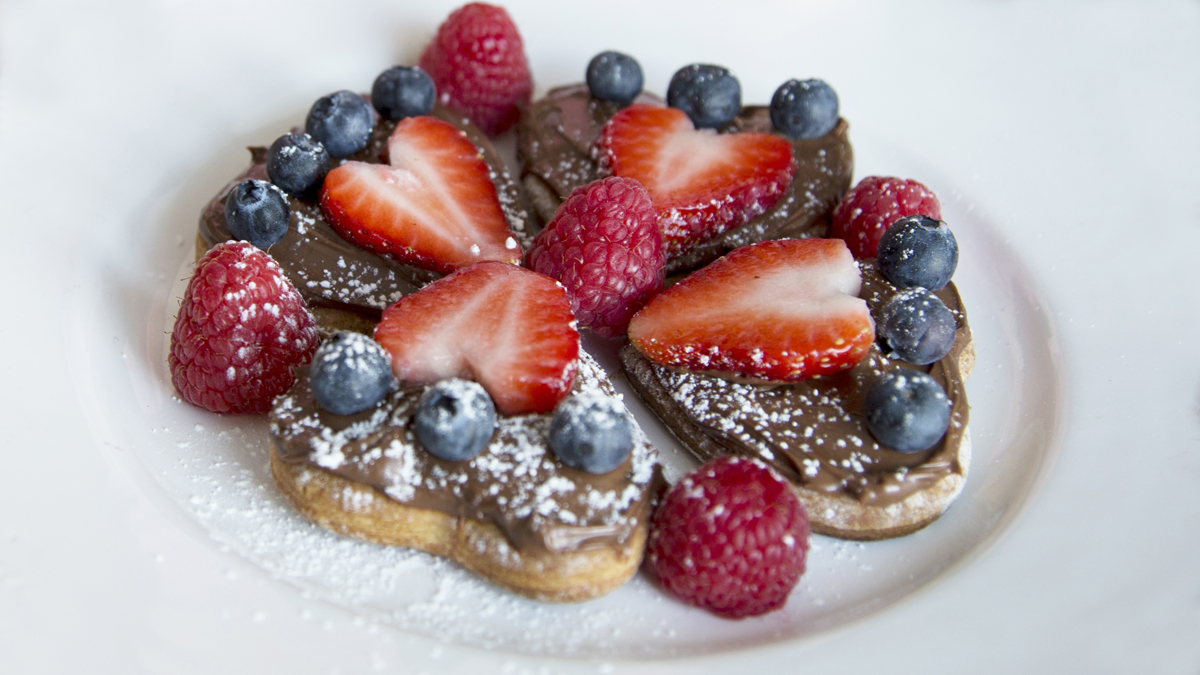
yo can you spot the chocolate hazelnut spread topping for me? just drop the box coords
[199,103,530,318]
[620,261,970,507]
[516,84,854,274]
[270,353,661,554]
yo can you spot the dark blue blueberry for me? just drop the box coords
[864,371,952,453]
[879,289,958,366]
[371,66,436,121]
[877,215,959,290]
[586,51,643,105]
[223,179,290,249]
[413,379,497,461]
[666,64,741,129]
[769,79,839,139]
[310,332,395,416]
[548,395,634,474]
[304,90,375,158]
[266,133,331,198]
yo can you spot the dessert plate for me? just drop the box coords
[64,123,1063,658]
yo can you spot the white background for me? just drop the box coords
[1,0,1198,672]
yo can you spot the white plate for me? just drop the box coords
[14,1,1200,672]
[63,113,1063,660]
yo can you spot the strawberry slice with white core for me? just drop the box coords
[628,239,874,381]
[374,261,579,415]
[321,115,521,274]
[595,104,795,258]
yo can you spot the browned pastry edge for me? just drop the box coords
[269,447,649,603]
[618,338,974,541]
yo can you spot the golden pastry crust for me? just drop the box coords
[270,448,650,603]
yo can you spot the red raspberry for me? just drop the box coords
[830,176,942,259]
[525,177,665,338]
[418,3,532,136]
[646,456,811,619]
[169,242,319,414]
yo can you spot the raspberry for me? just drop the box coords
[646,456,810,619]
[169,242,319,414]
[525,177,665,338]
[418,3,532,136]
[829,176,942,259]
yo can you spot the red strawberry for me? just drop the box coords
[373,261,578,415]
[628,238,874,381]
[595,104,795,258]
[830,176,942,259]
[320,115,521,274]
[170,242,319,414]
[418,3,532,136]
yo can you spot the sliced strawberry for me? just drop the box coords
[595,104,795,258]
[374,261,578,415]
[320,115,521,274]
[628,239,874,381]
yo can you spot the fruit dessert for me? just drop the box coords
[177,5,664,604]
[517,55,853,274]
[269,263,662,602]
[620,208,973,540]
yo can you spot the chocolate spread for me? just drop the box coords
[199,103,530,319]
[270,353,660,554]
[620,261,970,507]
[516,84,854,274]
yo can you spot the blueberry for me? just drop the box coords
[586,51,644,105]
[666,64,741,129]
[548,395,634,474]
[266,133,331,198]
[877,215,959,290]
[305,90,375,158]
[224,179,290,249]
[879,289,958,365]
[864,371,952,453]
[310,332,395,416]
[769,79,839,139]
[413,379,497,461]
[371,66,436,121]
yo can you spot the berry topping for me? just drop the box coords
[877,215,959,291]
[878,288,958,365]
[666,64,741,130]
[373,261,578,416]
[371,65,436,121]
[418,2,532,136]
[223,179,290,250]
[169,242,319,414]
[548,394,634,474]
[595,104,795,258]
[864,370,952,453]
[320,115,520,274]
[830,176,942,259]
[646,456,810,619]
[309,332,395,416]
[586,51,643,105]
[413,378,497,461]
[304,90,375,159]
[628,239,874,381]
[266,133,331,198]
[525,177,665,338]
[770,78,839,139]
